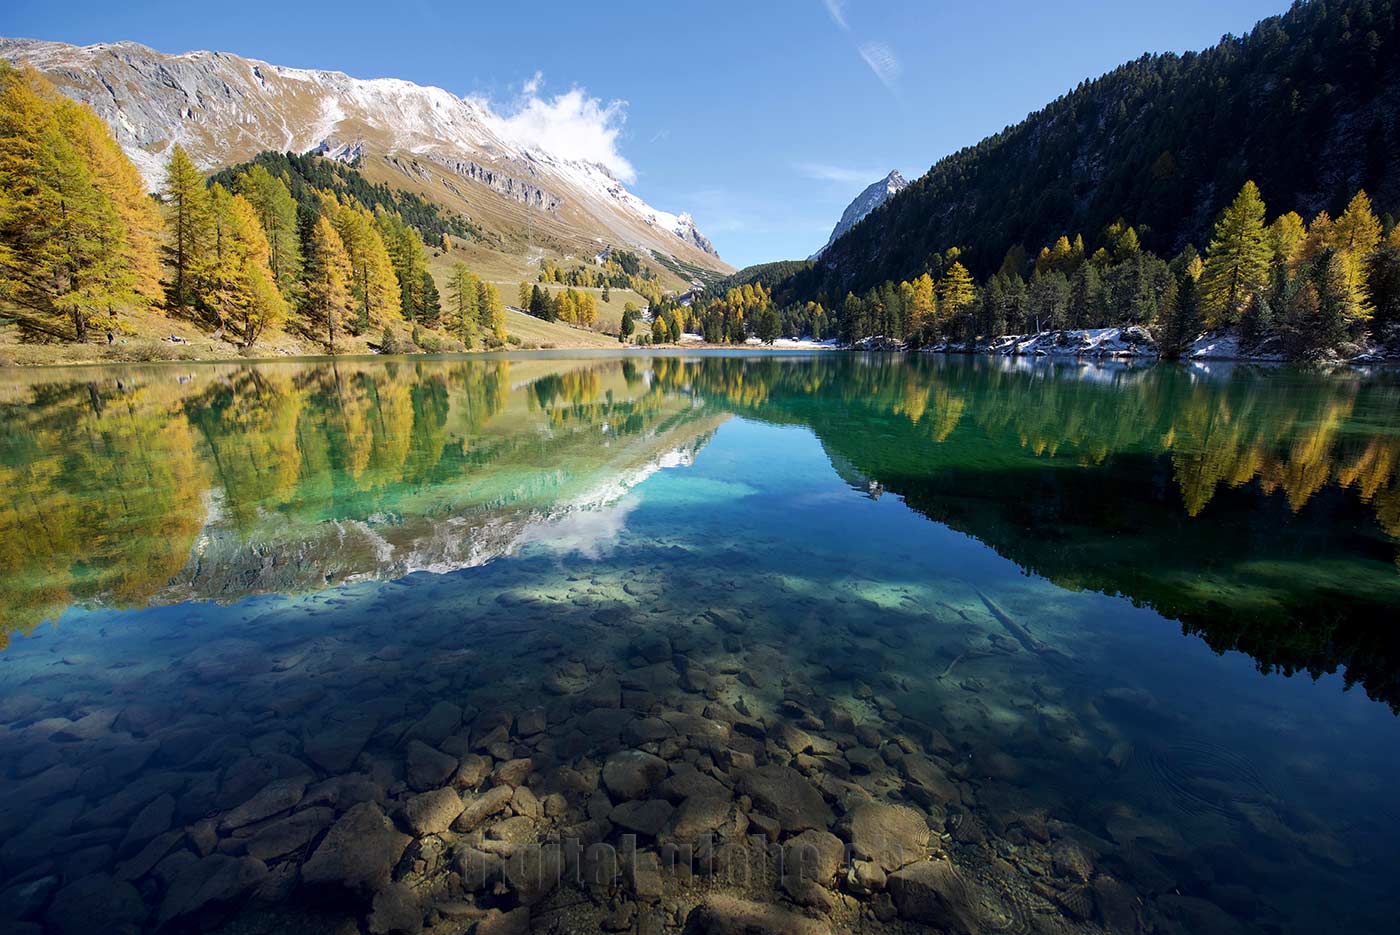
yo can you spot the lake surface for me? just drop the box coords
[1,352,1397,934]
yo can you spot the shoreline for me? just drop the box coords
[4,327,1397,370]
[5,344,1396,371]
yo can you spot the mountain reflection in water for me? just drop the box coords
[0,353,1398,935]
[3,354,1397,705]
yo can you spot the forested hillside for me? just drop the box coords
[797,0,1399,299]
[209,151,489,249]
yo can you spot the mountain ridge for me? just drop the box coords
[0,36,728,280]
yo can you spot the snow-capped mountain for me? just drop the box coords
[0,37,727,269]
[810,170,909,259]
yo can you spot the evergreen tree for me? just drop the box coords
[621,303,637,342]
[755,307,781,344]
[1027,271,1069,331]
[303,215,353,350]
[1068,263,1104,328]
[203,185,286,344]
[1267,211,1307,275]
[161,144,211,315]
[477,280,506,345]
[1333,190,1382,317]
[1200,181,1272,327]
[448,262,480,346]
[59,91,162,307]
[976,275,1009,342]
[1156,255,1203,357]
[1366,227,1400,338]
[0,66,157,341]
[375,211,428,323]
[234,163,302,300]
[420,270,441,327]
[1309,248,1356,354]
[939,262,977,326]
[333,203,399,333]
[1239,293,1276,350]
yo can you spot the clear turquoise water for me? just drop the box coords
[1,352,1397,933]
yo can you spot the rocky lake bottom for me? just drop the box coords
[1,354,1398,934]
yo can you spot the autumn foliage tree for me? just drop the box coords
[303,216,353,350]
[1200,181,1272,327]
[0,64,160,340]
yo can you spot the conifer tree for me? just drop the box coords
[303,215,353,350]
[161,144,212,315]
[0,66,150,341]
[333,203,399,333]
[1303,211,1335,262]
[420,270,442,327]
[1069,263,1104,328]
[477,280,506,345]
[375,210,428,323]
[910,273,936,337]
[939,262,977,324]
[235,164,302,300]
[202,185,286,344]
[58,92,162,305]
[1366,227,1400,336]
[517,281,531,310]
[1200,181,1271,327]
[1334,190,1382,317]
[448,263,480,346]
[1268,211,1307,274]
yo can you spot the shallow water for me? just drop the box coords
[1,352,1398,934]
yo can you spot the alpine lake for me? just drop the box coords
[1,351,1398,935]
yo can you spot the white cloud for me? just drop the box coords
[823,0,848,30]
[858,41,902,90]
[795,162,885,184]
[494,82,635,182]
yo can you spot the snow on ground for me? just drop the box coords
[742,337,842,349]
[974,326,1157,358]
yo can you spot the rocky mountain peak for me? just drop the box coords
[811,169,911,260]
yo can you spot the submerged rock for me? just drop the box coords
[403,787,464,835]
[603,750,668,801]
[44,874,146,935]
[681,894,830,934]
[839,802,928,872]
[243,807,335,861]
[663,795,735,843]
[302,802,410,894]
[610,799,675,838]
[157,854,268,926]
[781,828,845,887]
[218,778,305,832]
[453,785,514,832]
[368,881,423,934]
[736,765,833,832]
[887,858,981,935]
[405,741,458,792]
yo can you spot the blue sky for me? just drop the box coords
[6,0,1289,268]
